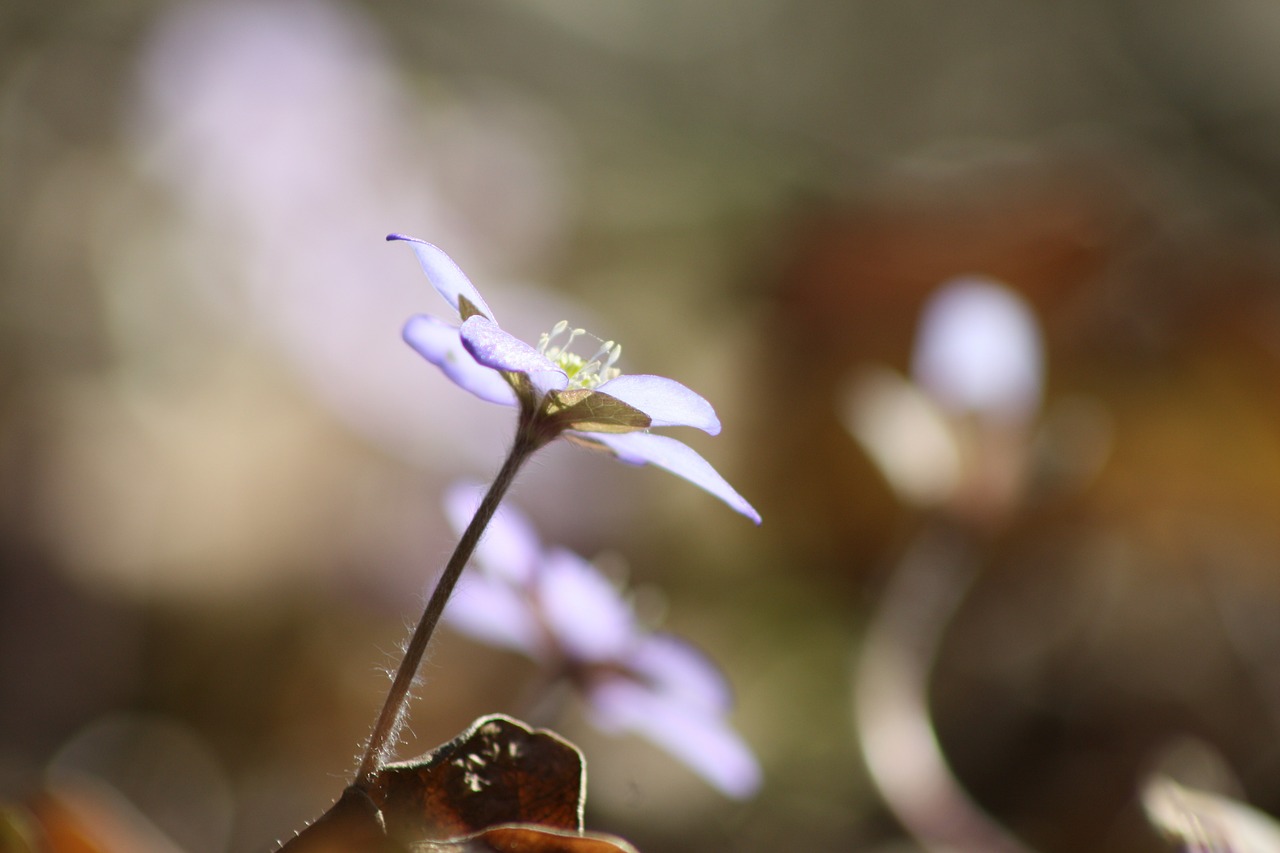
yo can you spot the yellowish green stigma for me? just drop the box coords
[537,320,623,390]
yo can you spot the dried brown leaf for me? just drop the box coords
[373,715,585,841]
[278,716,636,853]
[416,824,640,852]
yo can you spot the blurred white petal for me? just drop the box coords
[587,679,761,799]
[1144,777,1280,853]
[443,481,542,584]
[911,276,1043,422]
[842,366,961,507]
[443,573,544,657]
[537,549,636,662]
[626,633,733,716]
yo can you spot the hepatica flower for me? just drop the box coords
[839,275,1109,524]
[357,234,759,786]
[842,277,1043,508]
[442,482,762,799]
[390,234,759,524]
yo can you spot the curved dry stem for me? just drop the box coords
[853,527,1035,853]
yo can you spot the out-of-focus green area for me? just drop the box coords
[5,1,1280,851]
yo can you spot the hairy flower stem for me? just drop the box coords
[355,413,548,786]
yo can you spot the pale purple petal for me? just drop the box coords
[403,314,517,406]
[586,678,762,799]
[626,633,732,716]
[595,375,720,434]
[443,573,544,658]
[388,234,495,321]
[460,316,568,397]
[911,276,1043,423]
[443,481,541,584]
[537,548,636,663]
[580,432,761,524]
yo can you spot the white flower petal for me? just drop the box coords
[595,374,720,434]
[580,432,760,524]
[460,316,568,398]
[402,314,517,406]
[389,234,495,321]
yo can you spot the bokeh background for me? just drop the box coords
[6,1,1280,851]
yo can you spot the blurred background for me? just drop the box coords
[5,1,1280,851]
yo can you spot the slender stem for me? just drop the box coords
[355,421,544,785]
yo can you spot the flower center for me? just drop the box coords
[537,320,623,390]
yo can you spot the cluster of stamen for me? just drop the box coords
[537,320,623,390]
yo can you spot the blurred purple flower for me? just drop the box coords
[841,275,1115,523]
[442,482,762,799]
[392,234,760,524]
[910,276,1044,423]
[843,277,1046,507]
